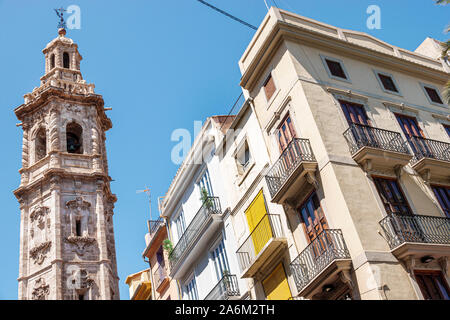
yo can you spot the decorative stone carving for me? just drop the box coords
[32,278,50,300]
[66,197,91,237]
[65,235,96,256]
[30,206,50,226]
[30,241,52,265]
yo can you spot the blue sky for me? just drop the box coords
[0,0,448,300]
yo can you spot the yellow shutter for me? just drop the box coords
[262,263,292,300]
[245,190,271,255]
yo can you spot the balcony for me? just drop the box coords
[265,138,317,204]
[343,123,412,172]
[236,214,287,278]
[153,264,170,294]
[290,229,352,298]
[407,136,450,182]
[169,197,223,279]
[379,213,450,260]
[204,274,240,300]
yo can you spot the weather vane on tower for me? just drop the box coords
[54,7,67,30]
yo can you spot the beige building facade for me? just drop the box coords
[237,7,450,300]
[14,28,120,300]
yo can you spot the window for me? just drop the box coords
[277,114,297,152]
[262,263,292,300]
[76,220,82,236]
[211,239,230,281]
[198,169,213,197]
[372,177,412,215]
[66,122,83,154]
[263,74,276,101]
[235,140,252,174]
[63,52,70,69]
[432,185,450,218]
[174,210,186,243]
[421,83,444,105]
[339,100,370,125]
[415,270,450,300]
[50,54,55,69]
[444,124,450,138]
[321,55,349,80]
[185,276,199,300]
[35,127,47,162]
[298,192,328,243]
[376,73,399,93]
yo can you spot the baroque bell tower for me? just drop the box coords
[13,27,119,300]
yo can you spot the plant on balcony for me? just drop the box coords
[222,270,231,287]
[162,239,174,260]
[200,187,213,209]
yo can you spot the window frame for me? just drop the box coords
[184,273,199,300]
[320,54,351,83]
[196,167,214,198]
[414,269,450,300]
[210,237,231,282]
[234,136,254,176]
[420,82,445,106]
[373,69,402,96]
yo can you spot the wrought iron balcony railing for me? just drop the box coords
[379,213,450,249]
[204,274,240,300]
[266,138,316,198]
[148,217,165,238]
[290,229,350,293]
[169,197,222,268]
[343,123,410,155]
[406,136,450,164]
[153,263,168,290]
[236,214,284,272]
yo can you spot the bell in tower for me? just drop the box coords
[13,15,120,300]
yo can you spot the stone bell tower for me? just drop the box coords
[13,27,119,300]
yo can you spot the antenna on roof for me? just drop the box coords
[137,187,152,219]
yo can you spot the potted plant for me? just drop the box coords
[200,187,214,209]
[162,239,174,260]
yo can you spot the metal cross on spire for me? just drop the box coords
[54,7,67,29]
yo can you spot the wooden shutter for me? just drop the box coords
[262,263,292,300]
[245,190,270,255]
[264,74,276,101]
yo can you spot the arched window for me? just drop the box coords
[50,54,55,70]
[63,52,70,69]
[66,122,83,154]
[35,128,47,162]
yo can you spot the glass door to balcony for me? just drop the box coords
[277,114,301,173]
[373,177,425,242]
[339,100,378,147]
[395,114,432,158]
[245,190,271,255]
[415,270,450,300]
[432,185,450,218]
[262,263,292,300]
[298,192,329,250]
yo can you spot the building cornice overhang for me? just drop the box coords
[14,86,112,131]
[13,169,115,202]
[239,19,449,91]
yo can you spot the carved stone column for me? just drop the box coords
[50,175,63,299]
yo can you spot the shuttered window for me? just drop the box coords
[262,263,292,300]
[263,74,276,101]
[245,190,270,255]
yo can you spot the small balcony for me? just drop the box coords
[236,214,287,278]
[290,229,352,298]
[204,274,240,300]
[153,264,170,294]
[379,213,450,260]
[407,136,450,182]
[265,138,317,204]
[147,218,165,241]
[343,123,412,172]
[169,197,223,279]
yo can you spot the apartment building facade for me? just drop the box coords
[237,7,450,300]
[125,269,152,300]
[158,116,248,300]
[142,218,179,300]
